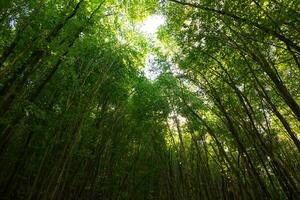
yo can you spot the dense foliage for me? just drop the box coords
[0,0,299,199]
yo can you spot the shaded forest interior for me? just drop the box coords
[0,0,300,199]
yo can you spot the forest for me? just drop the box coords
[0,0,299,199]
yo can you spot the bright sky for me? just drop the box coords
[143,54,161,80]
[138,14,166,80]
[139,14,166,35]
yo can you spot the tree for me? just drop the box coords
[0,0,299,199]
